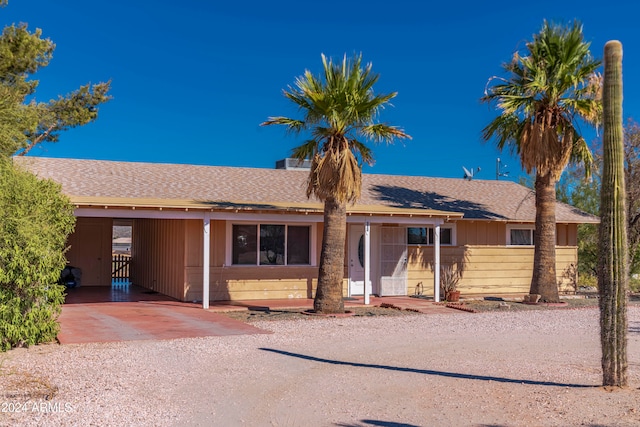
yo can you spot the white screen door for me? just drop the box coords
[379,226,407,296]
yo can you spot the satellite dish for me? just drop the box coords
[462,166,481,181]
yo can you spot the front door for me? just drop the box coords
[348,224,369,296]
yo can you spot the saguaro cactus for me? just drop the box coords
[598,40,628,387]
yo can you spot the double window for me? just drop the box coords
[407,227,453,245]
[232,224,311,265]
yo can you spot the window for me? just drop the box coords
[408,227,428,245]
[287,226,310,265]
[260,225,285,265]
[233,224,257,265]
[232,224,311,265]
[407,227,453,245]
[508,227,535,245]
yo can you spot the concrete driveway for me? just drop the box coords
[58,286,269,344]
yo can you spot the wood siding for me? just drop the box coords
[453,221,577,246]
[178,220,579,301]
[407,245,578,296]
[180,220,345,301]
[131,219,187,300]
[65,217,112,286]
[125,218,581,301]
[455,221,505,245]
[184,266,325,301]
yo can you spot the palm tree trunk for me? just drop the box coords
[530,172,560,302]
[314,196,346,313]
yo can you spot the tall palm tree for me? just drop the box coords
[482,21,601,302]
[262,54,410,313]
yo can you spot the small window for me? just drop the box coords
[408,227,428,245]
[407,227,453,245]
[357,235,364,268]
[509,228,535,245]
[429,228,452,245]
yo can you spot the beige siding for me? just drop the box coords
[456,221,506,246]
[183,219,228,269]
[184,266,323,301]
[455,221,578,247]
[567,224,578,246]
[557,224,568,246]
[556,223,579,246]
[66,217,112,286]
[132,219,187,300]
[407,245,578,296]
[129,217,581,301]
[182,220,336,301]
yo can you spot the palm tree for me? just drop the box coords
[481,21,601,302]
[262,54,410,313]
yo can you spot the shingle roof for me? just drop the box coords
[14,157,598,223]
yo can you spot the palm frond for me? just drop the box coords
[291,139,318,161]
[349,138,374,166]
[307,146,362,204]
[481,20,600,177]
[481,113,524,153]
[264,53,410,202]
[260,117,306,133]
[360,123,411,144]
[568,134,594,178]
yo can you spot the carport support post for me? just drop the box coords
[434,220,442,302]
[203,212,210,309]
[364,220,371,305]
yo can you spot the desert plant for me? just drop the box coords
[598,40,628,387]
[558,263,579,294]
[440,265,461,301]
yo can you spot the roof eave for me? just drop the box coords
[69,197,464,219]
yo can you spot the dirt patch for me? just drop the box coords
[464,294,640,312]
[463,297,600,312]
[221,306,421,322]
[221,295,640,320]
[0,363,58,401]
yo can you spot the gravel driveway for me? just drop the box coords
[2,306,640,426]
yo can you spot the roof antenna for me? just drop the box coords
[462,166,481,181]
[496,158,509,180]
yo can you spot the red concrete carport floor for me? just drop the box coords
[58,286,269,344]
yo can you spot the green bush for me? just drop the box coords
[578,273,598,288]
[0,159,75,351]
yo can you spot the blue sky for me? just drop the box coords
[3,0,639,180]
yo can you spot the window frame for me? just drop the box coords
[506,224,535,246]
[407,225,456,246]
[227,222,315,266]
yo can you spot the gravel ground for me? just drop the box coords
[1,306,640,427]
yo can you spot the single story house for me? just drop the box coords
[16,157,598,307]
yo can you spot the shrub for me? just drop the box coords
[0,159,75,351]
[578,273,598,288]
